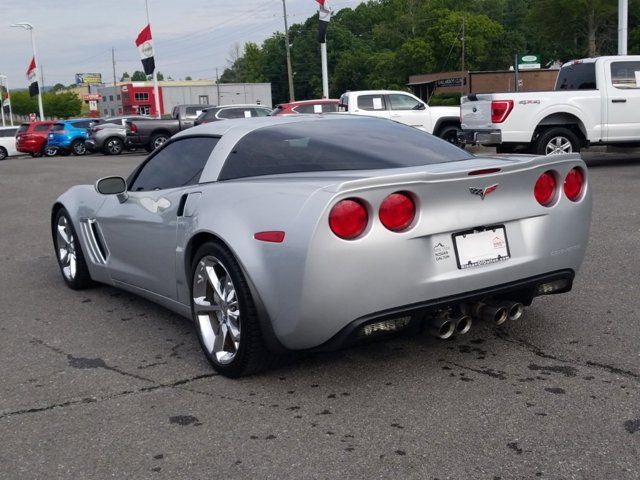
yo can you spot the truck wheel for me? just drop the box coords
[150,134,169,150]
[0,147,7,160]
[438,125,462,146]
[535,128,580,156]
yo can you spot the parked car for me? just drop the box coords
[271,99,340,116]
[85,116,151,155]
[193,104,272,126]
[47,119,97,156]
[459,55,640,154]
[125,118,183,152]
[338,90,462,144]
[16,121,55,157]
[0,126,20,160]
[51,115,591,377]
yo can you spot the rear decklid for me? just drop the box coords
[460,94,498,130]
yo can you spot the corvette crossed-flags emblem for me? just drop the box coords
[469,184,499,200]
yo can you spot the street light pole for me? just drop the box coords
[11,22,45,121]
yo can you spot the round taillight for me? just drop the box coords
[379,192,416,231]
[564,167,584,201]
[329,199,368,239]
[534,171,556,206]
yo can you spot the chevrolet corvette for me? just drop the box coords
[51,115,591,377]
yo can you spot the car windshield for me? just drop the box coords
[219,117,473,181]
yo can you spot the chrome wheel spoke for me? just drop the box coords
[193,295,222,314]
[69,253,77,278]
[205,265,225,300]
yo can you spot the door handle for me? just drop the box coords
[611,98,627,103]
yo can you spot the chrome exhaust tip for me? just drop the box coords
[503,301,524,321]
[454,315,472,335]
[428,316,455,340]
[473,301,508,325]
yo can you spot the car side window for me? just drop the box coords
[72,120,92,129]
[34,124,51,132]
[357,95,386,111]
[252,108,270,117]
[0,128,17,137]
[218,108,247,119]
[388,94,422,111]
[292,104,316,114]
[610,61,640,89]
[129,137,219,192]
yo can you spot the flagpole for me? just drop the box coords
[0,75,13,126]
[320,42,329,99]
[146,0,162,118]
[29,28,45,121]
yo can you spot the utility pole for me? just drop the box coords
[461,16,465,95]
[618,0,628,55]
[112,47,120,114]
[282,0,295,102]
[215,67,221,105]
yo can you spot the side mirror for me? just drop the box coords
[96,176,127,195]
[413,103,426,110]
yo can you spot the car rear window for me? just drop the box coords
[34,124,52,132]
[17,124,29,134]
[555,62,597,90]
[218,118,473,181]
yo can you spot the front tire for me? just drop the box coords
[191,242,277,377]
[52,208,93,290]
[534,127,580,155]
[103,137,124,155]
[71,139,87,156]
[0,147,7,160]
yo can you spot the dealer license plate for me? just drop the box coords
[453,226,510,269]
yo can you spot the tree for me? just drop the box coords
[51,83,66,92]
[120,72,131,81]
[9,89,81,118]
[156,72,164,81]
[131,71,147,81]
[185,76,193,80]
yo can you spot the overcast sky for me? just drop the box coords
[0,0,363,89]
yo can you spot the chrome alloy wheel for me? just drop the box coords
[106,138,123,154]
[56,215,77,281]
[153,136,167,149]
[545,136,574,155]
[193,256,241,364]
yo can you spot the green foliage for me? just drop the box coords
[120,72,130,81]
[156,72,164,81]
[51,83,66,92]
[429,93,462,106]
[220,0,640,104]
[185,76,193,81]
[131,71,147,81]
[10,89,82,118]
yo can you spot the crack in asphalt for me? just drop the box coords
[0,373,218,420]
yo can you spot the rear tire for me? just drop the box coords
[150,133,169,151]
[103,137,124,155]
[534,127,580,155]
[191,241,280,377]
[71,139,87,156]
[52,208,93,290]
[43,145,57,157]
[437,125,462,147]
[0,147,7,160]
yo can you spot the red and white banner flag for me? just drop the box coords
[135,24,155,76]
[315,0,332,43]
[26,57,39,97]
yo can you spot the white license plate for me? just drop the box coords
[453,227,510,269]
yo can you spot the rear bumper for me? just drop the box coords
[16,139,43,153]
[313,269,574,351]
[459,129,502,145]
[84,139,99,151]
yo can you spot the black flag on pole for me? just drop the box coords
[136,24,156,75]
[316,0,332,43]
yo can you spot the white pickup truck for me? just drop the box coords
[459,55,640,154]
[338,90,461,144]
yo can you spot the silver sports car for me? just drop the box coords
[51,115,591,377]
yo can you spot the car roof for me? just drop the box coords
[342,90,417,96]
[283,99,339,106]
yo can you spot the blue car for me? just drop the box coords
[47,119,96,156]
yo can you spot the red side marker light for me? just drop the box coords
[254,231,285,243]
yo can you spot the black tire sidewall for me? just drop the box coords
[535,128,580,155]
[438,125,462,147]
[190,242,256,377]
[104,137,124,155]
[0,147,7,160]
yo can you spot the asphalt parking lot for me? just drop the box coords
[0,151,638,479]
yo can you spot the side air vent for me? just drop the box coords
[80,219,108,265]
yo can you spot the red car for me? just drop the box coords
[271,99,340,116]
[16,121,55,157]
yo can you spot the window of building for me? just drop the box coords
[104,109,109,115]
[199,95,210,105]
[134,92,150,102]
[117,95,121,101]
[109,95,114,101]
[111,109,115,116]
